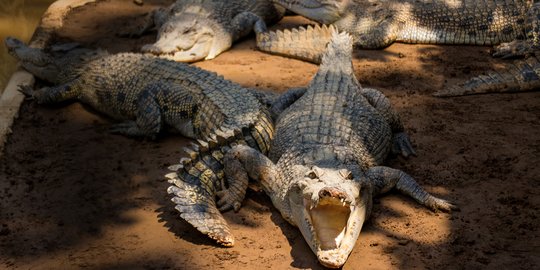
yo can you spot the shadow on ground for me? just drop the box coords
[0,0,539,269]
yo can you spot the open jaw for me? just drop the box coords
[272,0,348,24]
[299,194,367,268]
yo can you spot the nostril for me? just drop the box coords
[320,190,331,197]
[319,188,338,198]
[319,187,347,199]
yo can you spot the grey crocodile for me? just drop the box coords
[257,0,540,95]
[6,36,276,245]
[221,31,456,267]
[124,0,285,62]
[5,37,274,139]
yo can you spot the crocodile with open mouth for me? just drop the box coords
[219,31,456,268]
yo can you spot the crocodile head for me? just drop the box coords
[5,37,58,81]
[271,0,350,24]
[142,14,231,62]
[5,37,99,84]
[287,165,372,268]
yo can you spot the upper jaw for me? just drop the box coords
[294,188,367,268]
[142,33,214,62]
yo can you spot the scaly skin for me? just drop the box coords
[268,0,537,51]
[124,0,285,62]
[6,36,276,246]
[223,31,456,268]
[259,0,540,95]
[165,106,274,247]
[5,37,275,139]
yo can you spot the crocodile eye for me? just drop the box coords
[339,169,353,180]
[306,171,317,179]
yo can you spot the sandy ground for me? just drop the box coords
[1,0,539,269]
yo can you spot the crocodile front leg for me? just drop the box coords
[110,82,198,138]
[366,166,457,212]
[219,144,279,212]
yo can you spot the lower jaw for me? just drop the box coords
[316,249,348,269]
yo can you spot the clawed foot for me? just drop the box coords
[216,188,244,212]
[109,121,137,134]
[492,40,535,59]
[17,85,34,100]
[425,196,459,212]
[109,121,155,139]
[392,132,417,158]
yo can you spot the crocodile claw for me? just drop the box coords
[492,40,534,59]
[392,132,417,157]
[216,189,243,212]
[17,84,35,100]
[425,196,459,212]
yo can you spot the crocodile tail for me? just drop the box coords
[434,55,540,97]
[319,30,354,74]
[256,24,337,64]
[166,127,239,247]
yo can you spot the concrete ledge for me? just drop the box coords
[0,0,99,154]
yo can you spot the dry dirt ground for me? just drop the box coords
[1,0,539,269]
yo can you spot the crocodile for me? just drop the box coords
[5,37,275,139]
[123,0,285,62]
[256,0,540,95]
[220,31,456,267]
[6,36,276,245]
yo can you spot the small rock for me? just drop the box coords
[398,52,405,58]
[133,0,143,6]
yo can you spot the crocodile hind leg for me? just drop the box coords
[110,82,198,138]
[366,166,457,212]
[218,144,279,212]
[493,3,540,58]
[361,88,416,157]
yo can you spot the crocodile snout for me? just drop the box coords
[4,37,23,52]
[318,187,347,200]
